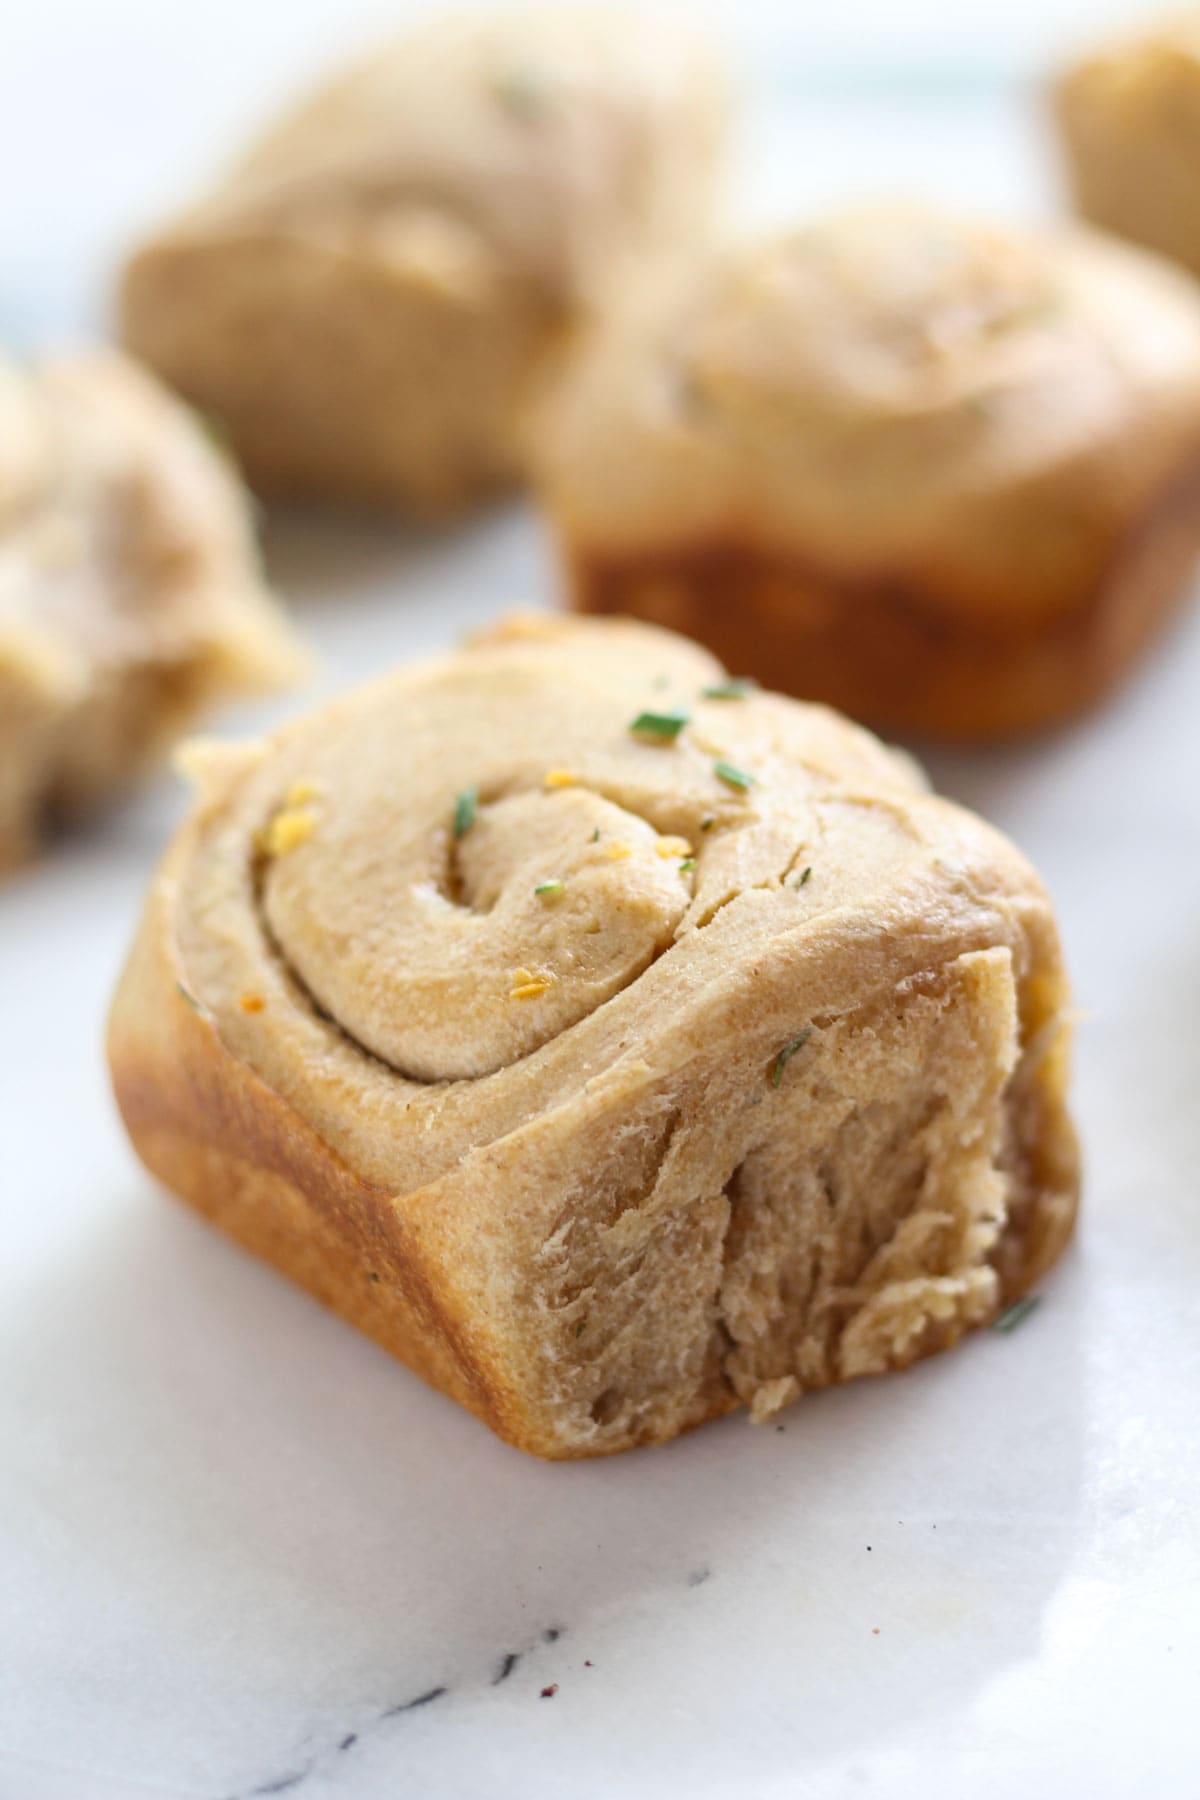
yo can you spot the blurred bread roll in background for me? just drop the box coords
[1055,12,1200,279]
[119,7,728,514]
[529,203,1200,739]
[0,347,304,873]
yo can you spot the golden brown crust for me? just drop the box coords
[108,614,1079,1457]
[561,441,1200,739]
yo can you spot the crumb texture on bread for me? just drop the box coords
[119,8,727,511]
[108,613,1078,1456]
[0,348,303,872]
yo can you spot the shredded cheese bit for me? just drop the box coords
[655,835,692,859]
[239,992,266,1014]
[509,967,555,1000]
[258,805,316,857]
[604,841,632,860]
[543,768,579,789]
[285,779,321,807]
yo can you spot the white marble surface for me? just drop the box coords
[2,5,1199,1798]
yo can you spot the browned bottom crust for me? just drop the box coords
[560,455,1200,740]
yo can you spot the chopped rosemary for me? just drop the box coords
[770,1028,812,1088]
[490,63,550,119]
[679,857,696,873]
[702,678,757,700]
[797,866,813,887]
[453,786,478,838]
[714,759,754,791]
[590,827,600,842]
[629,709,690,742]
[700,814,717,832]
[992,1294,1041,1334]
[535,879,564,898]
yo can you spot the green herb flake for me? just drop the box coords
[176,981,201,1013]
[679,858,696,873]
[535,878,565,899]
[770,1028,813,1088]
[702,678,757,700]
[453,786,478,838]
[629,709,690,742]
[797,866,813,887]
[574,1321,586,1338]
[590,827,601,842]
[490,63,550,120]
[700,814,717,832]
[714,759,754,792]
[992,1294,1041,1334]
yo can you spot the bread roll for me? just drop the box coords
[1055,13,1200,279]
[529,203,1200,739]
[119,8,726,512]
[108,613,1078,1458]
[0,347,303,873]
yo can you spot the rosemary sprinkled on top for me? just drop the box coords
[629,709,690,742]
[992,1294,1041,1334]
[679,858,696,873]
[770,1028,812,1088]
[702,678,757,700]
[590,827,600,843]
[714,759,754,792]
[700,814,717,832]
[796,866,813,887]
[534,879,564,899]
[490,63,551,120]
[453,786,478,838]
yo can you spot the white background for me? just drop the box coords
[2,5,1199,1799]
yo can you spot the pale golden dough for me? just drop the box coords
[108,613,1078,1458]
[0,347,304,873]
[528,203,1200,738]
[119,8,727,512]
[1056,13,1200,279]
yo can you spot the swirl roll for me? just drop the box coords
[108,614,1079,1457]
[530,202,1200,737]
[0,347,303,872]
[118,7,727,512]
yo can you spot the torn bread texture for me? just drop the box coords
[119,7,727,512]
[0,347,303,872]
[108,613,1079,1457]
